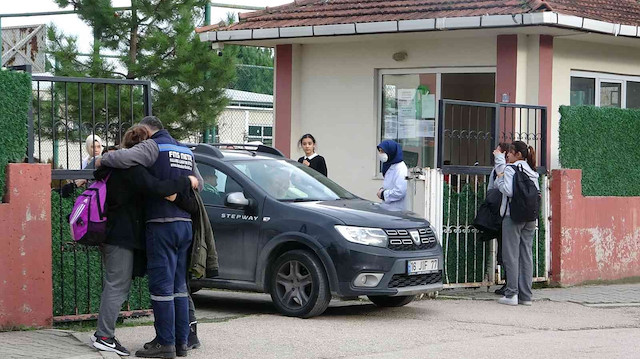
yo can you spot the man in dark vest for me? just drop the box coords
[100,116,199,358]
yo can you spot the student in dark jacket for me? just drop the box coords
[297,133,327,176]
[90,125,198,357]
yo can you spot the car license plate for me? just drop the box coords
[407,259,438,275]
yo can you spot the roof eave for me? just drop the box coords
[198,12,640,44]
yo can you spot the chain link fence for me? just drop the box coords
[208,64,274,145]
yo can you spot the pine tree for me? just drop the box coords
[50,0,235,141]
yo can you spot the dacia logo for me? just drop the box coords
[410,230,421,245]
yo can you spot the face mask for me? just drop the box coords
[378,153,389,163]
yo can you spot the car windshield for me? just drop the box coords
[232,159,357,201]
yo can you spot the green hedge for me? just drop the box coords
[0,69,31,201]
[559,105,640,196]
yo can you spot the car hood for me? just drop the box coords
[292,199,429,229]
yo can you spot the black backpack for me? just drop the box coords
[508,164,540,223]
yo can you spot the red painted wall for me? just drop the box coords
[551,169,640,286]
[0,164,52,329]
[538,35,554,169]
[275,44,293,157]
[496,34,517,104]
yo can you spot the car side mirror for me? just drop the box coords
[225,192,254,210]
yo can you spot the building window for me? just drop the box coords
[627,81,640,109]
[378,69,495,169]
[570,71,640,108]
[247,125,273,146]
[570,77,595,106]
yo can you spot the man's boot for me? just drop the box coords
[135,342,176,359]
[187,321,201,350]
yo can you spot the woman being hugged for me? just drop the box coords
[297,133,328,176]
[493,140,539,306]
[376,140,408,211]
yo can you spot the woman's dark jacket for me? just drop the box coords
[94,165,191,251]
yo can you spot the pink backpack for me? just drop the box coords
[69,173,110,245]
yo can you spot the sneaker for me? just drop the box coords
[90,333,97,343]
[498,295,518,306]
[93,336,130,356]
[494,285,506,296]
[519,299,533,306]
[135,343,176,359]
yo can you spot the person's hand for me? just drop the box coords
[493,149,504,156]
[377,188,384,199]
[74,179,87,187]
[165,193,177,201]
[188,175,199,189]
[302,159,310,166]
[496,172,504,178]
[95,157,102,168]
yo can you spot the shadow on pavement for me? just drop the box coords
[191,289,434,319]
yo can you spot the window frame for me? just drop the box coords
[570,70,640,108]
[375,66,496,177]
[247,124,273,146]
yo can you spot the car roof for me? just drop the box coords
[190,143,289,162]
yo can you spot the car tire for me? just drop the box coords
[367,295,416,307]
[269,250,331,318]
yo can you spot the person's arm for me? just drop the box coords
[192,159,204,192]
[317,157,328,176]
[173,189,199,215]
[383,164,408,203]
[494,152,506,174]
[100,139,158,169]
[495,166,515,197]
[126,166,191,197]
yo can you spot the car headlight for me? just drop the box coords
[335,225,388,247]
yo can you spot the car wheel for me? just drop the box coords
[269,250,331,318]
[367,295,416,307]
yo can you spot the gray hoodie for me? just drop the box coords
[493,154,540,217]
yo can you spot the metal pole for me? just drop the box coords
[205,2,211,26]
[209,2,265,11]
[201,2,211,143]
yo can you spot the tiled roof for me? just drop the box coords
[196,0,640,33]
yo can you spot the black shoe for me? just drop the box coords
[135,343,176,358]
[187,322,201,350]
[494,285,507,296]
[176,344,188,357]
[144,337,159,350]
[93,336,130,356]
[206,268,219,278]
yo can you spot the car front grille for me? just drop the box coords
[388,271,443,288]
[385,228,437,251]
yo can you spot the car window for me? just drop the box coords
[196,163,243,206]
[231,159,356,201]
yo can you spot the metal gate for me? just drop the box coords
[28,73,154,321]
[429,99,550,288]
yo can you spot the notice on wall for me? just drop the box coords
[384,115,398,139]
[421,94,436,119]
[397,89,417,121]
[398,118,417,139]
[418,119,435,138]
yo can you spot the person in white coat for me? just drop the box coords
[376,140,408,211]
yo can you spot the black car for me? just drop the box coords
[189,143,443,318]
